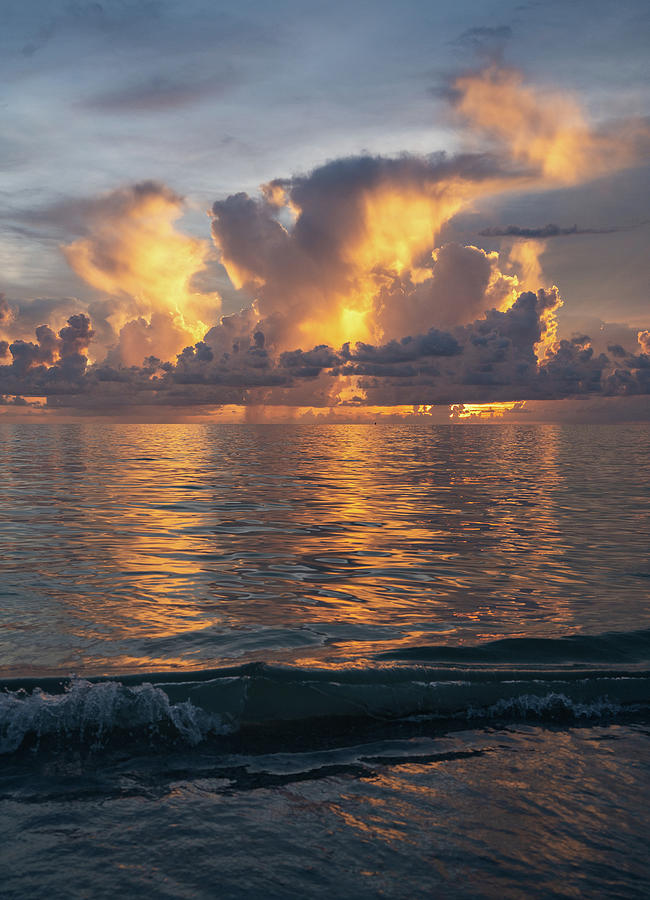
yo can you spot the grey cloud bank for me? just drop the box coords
[2,287,648,416]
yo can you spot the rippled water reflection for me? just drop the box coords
[1,423,648,675]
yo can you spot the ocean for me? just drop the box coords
[1,423,649,898]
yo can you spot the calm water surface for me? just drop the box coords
[0,423,648,674]
[1,424,649,898]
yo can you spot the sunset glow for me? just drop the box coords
[2,6,649,897]
[0,26,647,421]
[63,184,220,365]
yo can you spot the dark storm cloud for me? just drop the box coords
[555,315,646,357]
[344,290,558,403]
[605,355,650,396]
[0,394,43,407]
[280,345,342,379]
[171,336,288,388]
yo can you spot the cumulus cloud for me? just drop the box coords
[1,285,648,414]
[0,394,42,407]
[0,314,93,394]
[207,65,648,365]
[638,330,650,354]
[62,181,220,366]
[343,289,564,404]
[374,242,518,337]
[211,153,510,352]
[2,64,648,418]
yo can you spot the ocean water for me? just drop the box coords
[1,423,649,898]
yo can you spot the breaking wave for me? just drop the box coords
[2,660,649,756]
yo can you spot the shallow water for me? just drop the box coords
[1,423,649,897]
[2,723,649,900]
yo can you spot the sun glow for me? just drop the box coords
[450,401,525,420]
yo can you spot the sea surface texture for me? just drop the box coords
[1,423,649,899]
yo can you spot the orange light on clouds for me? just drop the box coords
[455,67,595,183]
[454,65,649,186]
[50,65,647,385]
[63,185,220,365]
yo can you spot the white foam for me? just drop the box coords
[0,678,228,754]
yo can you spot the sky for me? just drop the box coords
[1,0,649,422]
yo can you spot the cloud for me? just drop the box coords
[557,315,644,357]
[479,223,627,238]
[0,294,14,326]
[0,394,43,407]
[451,65,649,183]
[1,285,648,414]
[15,1,252,59]
[0,314,93,392]
[373,242,519,337]
[343,289,566,404]
[85,71,235,113]
[211,152,516,354]
[2,63,648,418]
[62,181,220,365]
[452,25,512,59]
[281,345,342,378]
[207,65,648,363]
[58,313,94,371]
[341,329,461,367]
[3,296,89,338]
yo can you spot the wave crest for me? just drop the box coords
[0,678,227,754]
[2,665,648,756]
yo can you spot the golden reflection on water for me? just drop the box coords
[320,727,627,894]
[1,422,649,674]
[60,426,225,641]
